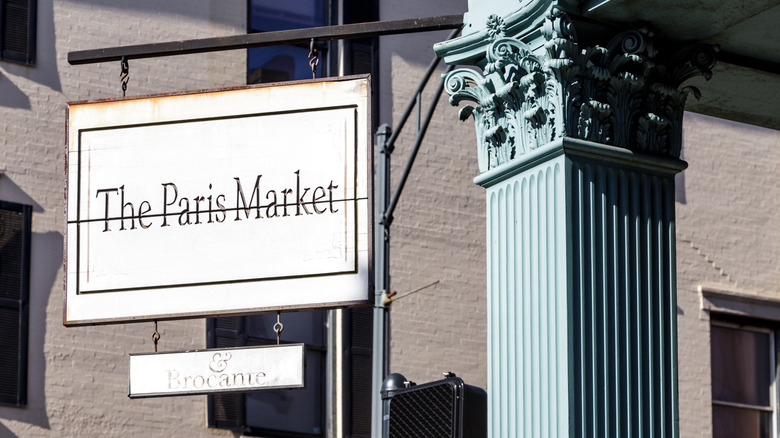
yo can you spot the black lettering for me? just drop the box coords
[207,184,214,224]
[138,201,152,229]
[161,183,178,227]
[95,188,119,232]
[193,196,205,224]
[312,186,327,214]
[282,188,293,217]
[265,190,278,218]
[178,197,191,225]
[234,175,263,221]
[328,181,339,213]
[215,194,227,223]
[119,185,136,231]
[295,170,311,216]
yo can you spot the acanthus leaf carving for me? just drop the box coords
[443,8,717,172]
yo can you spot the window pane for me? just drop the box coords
[248,45,326,84]
[246,310,325,347]
[711,325,771,406]
[245,349,323,435]
[250,0,326,32]
[713,404,771,438]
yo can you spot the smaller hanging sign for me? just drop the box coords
[128,344,305,398]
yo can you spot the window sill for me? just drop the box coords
[700,285,780,322]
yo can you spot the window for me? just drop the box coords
[711,321,777,438]
[208,312,328,436]
[247,0,328,83]
[0,0,37,65]
[208,309,373,437]
[0,200,31,407]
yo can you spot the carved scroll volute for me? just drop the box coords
[445,36,555,173]
[440,7,717,172]
[445,68,498,172]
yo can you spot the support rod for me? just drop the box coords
[68,15,463,65]
[382,27,459,154]
[371,124,392,438]
[383,64,455,226]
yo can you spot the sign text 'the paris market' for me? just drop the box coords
[94,171,341,232]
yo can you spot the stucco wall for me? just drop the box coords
[0,0,244,436]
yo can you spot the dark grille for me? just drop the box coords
[389,382,456,438]
[0,209,24,300]
[1,0,29,53]
[0,307,20,397]
[350,307,373,348]
[351,46,373,75]
[349,307,373,436]
[0,201,29,407]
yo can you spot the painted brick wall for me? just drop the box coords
[379,2,780,434]
[1,0,777,436]
[0,0,244,435]
[676,112,780,438]
[379,0,488,390]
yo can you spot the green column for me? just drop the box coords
[476,138,685,436]
[435,2,716,436]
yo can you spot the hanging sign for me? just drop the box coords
[64,76,372,325]
[128,344,305,398]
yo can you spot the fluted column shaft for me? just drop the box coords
[476,137,685,437]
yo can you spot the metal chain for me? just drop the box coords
[152,320,160,352]
[274,312,284,345]
[308,39,319,79]
[120,56,129,97]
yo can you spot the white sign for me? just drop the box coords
[65,76,372,325]
[128,344,305,398]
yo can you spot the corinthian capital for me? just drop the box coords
[437,7,717,173]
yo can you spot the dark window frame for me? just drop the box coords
[0,199,32,407]
[710,316,779,438]
[206,313,329,437]
[245,0,330,84]
[0,0,37,65]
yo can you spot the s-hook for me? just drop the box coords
[120,56,129,97]
[274,312,284,345]
[308,39,319,79]
[152,320,161,352]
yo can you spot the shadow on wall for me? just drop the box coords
[0,73,31,110]
[0,421,18,437]
[0,0,61,107]
[0,178,43,213]
[0,177,60,431]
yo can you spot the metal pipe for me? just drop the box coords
[371,124,393,438]
[68,15,463,65]
[383,64,455,225]
[383,27,460,153]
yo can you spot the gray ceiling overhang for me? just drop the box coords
[574,0,780,130]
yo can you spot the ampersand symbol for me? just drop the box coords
[209,352,232,372]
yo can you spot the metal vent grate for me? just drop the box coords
[388,382,456,438]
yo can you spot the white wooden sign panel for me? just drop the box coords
[65,76,372,325]
[128,344,305,398]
